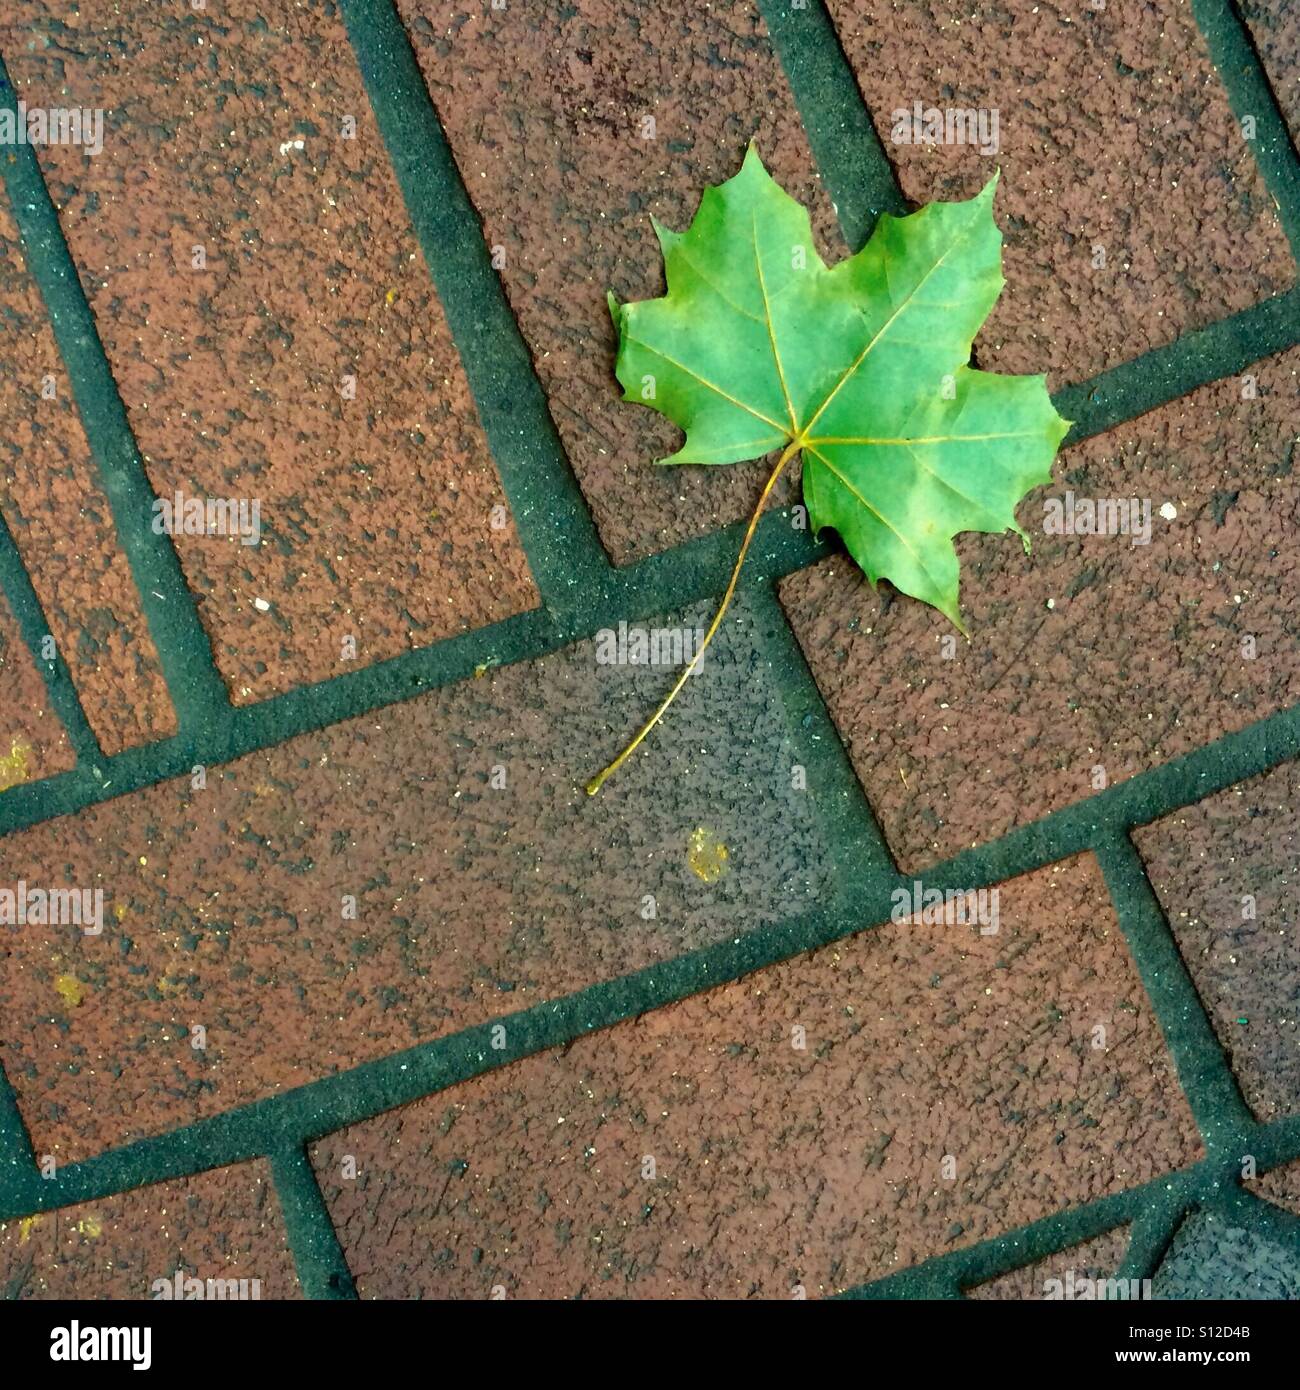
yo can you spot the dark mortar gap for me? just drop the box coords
[0,51,230,733]
[0,510,100,763]
[1196,0,1300,257]
[757,0,909,250]
[1096,832,1255,1151]
[337,0,612,615]
[269,1146,358,1301]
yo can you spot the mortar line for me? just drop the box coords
[756,0,909,250]
[268,1145,357,1301]
[1120,1194,1192,1284]
[1051,290,1300,444]
[13,873,1300,1226]
[0,53,230,735]
[840,1163,1207,1298]
[1094,830,1254,1152]
[0,1056,40,1208]
[748,580,897,887]
[336,0,612,616]
[0,509,100,764]
[1194,0,1300,257]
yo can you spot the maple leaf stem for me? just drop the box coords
[585,438,802,796]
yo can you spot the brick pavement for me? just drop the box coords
[0,0,1298,1301]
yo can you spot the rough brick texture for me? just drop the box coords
[780,348,1300,871]
[0,598,827,1161]
[1240,0,1300,152]
[311,855,1198,1298]
[1153,1208,1300,1298]
[0,1,537,705]
[824,0,1294,384]
[0,201,175,754]
[0,594,73,790]
[0,1159,298,1299]
[1135,756,1300,1121]
[398,0,843,563]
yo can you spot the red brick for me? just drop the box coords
[0,598,828,1161]
[1240,0,1300,152]
[824,0,1293,384]
[0,1159,299,1299]
[779,347,1300,871]
[398,0,842,563]
[1248,1158,1300,1218]
[0,593,73,791]
[0,1,537,705]
[1134,756,1300,1121]
[311,855,1198,1298]
[0,200,175,754]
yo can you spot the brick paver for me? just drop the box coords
[825,0,1294,385]
[780,348,1300,871]
[311,856,1197,1298]
[0,598,828,1161]
[0,201,175,753]
[1249,1159,1300,1218]
[0,0,538,705]
[398,0,841,564]
[0,1159,298,1299]
[0,593,72,788]
[1134,756,1300,1122]
[1153,1209,1300,1299]
[1241,0,1300,151]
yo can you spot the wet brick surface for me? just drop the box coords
[0,597,828,1161]
[1152,1208,1300,1298]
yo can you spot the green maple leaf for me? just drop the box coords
[607,145,1070,631]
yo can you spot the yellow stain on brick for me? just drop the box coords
[75,1215,102,1239]
[687,827,729,883]
[0,738,32,792]
[114,902,128,923]
[18,1214,44,1244]
[54,974,85,1008]
[385,286,398,306]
